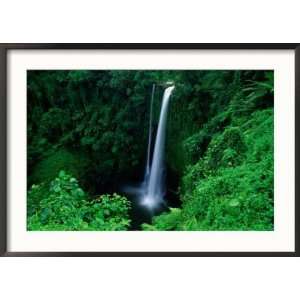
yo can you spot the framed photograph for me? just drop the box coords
[0,44,299,256]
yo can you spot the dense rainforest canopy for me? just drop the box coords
[27,69,274,231]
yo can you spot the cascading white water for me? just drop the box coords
[142,85,175,208]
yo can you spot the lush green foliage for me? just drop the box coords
[28,70,273,231]
[28,171,131,230]
[144,72,274,231]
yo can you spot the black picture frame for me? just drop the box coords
[0,43,299,257]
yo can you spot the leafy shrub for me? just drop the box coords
[27,171,131,231]
[203,127,247,172]
[27,183,47,217]
[86,194,131,230]
[182,126,246,194]
[142,208,182,231]
[181,160,206,195]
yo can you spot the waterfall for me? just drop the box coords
[142,85,175,208]
[145,84,156,178]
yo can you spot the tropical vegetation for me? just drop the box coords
[27,70,274,231]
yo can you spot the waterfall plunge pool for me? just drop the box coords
[121,167,181,230]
